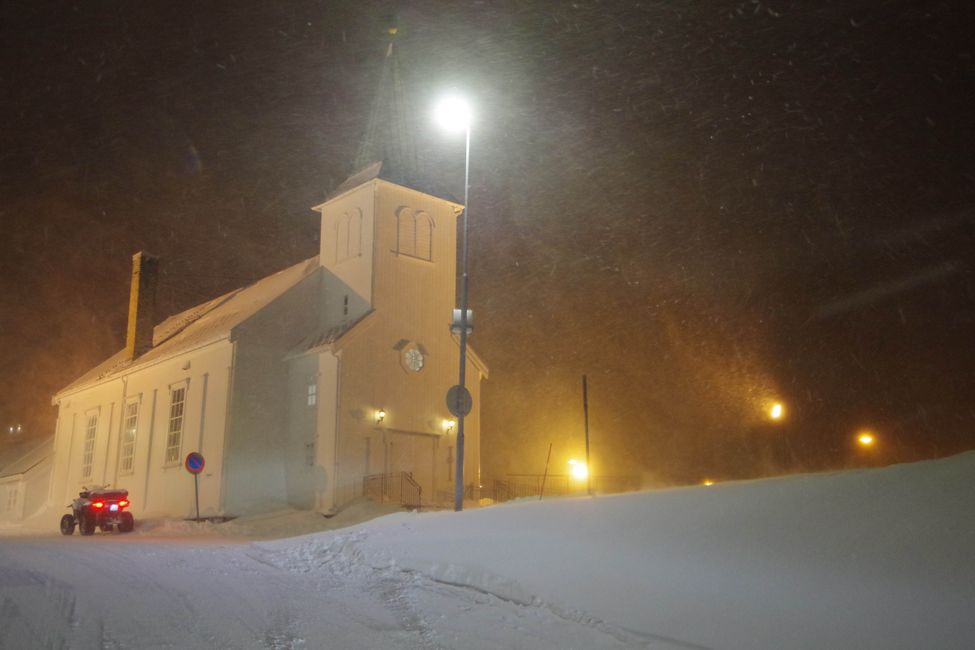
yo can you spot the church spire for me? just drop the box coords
[353,25,421,177]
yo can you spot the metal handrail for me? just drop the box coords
[400,472,422,510]
[363,472,422,509]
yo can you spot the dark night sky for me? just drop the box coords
[2,0,973,484]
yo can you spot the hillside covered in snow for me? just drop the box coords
[2,453,974,649]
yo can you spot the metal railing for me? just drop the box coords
[435,483,478,507]
[362,472,422,509]
[492,474,640,502]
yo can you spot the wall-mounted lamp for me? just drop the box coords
[376,408,386,425]
[442,419,456,433]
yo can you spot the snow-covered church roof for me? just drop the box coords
[55,256,323,399]
[324,160,461,206]
[0,436,52,479]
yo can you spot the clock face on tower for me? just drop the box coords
[404,347,424,372]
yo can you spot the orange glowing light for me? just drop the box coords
[568,459,588,481]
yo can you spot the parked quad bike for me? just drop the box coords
[60,487,134,536]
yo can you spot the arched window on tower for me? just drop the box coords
[336,214,349,261]
[395,207,433,261]
[336,208,362,262]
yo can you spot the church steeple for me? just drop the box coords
[353,26,420,178]
[330,22,456,204]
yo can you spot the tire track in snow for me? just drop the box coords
[260,532,666,649]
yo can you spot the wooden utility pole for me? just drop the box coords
[539,442,553,500]
[583,375,592,496]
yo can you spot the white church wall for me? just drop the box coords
[22,453,53,519]
[315,350,340,511]
[0,477,25,521]
[135,342,233,518]
[284,353,319,510]
[317,183,376,305]
[222,270,322,516]
[320,267,372,332]
[51,340,233,519]
[329,180,484,507]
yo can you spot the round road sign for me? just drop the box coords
[446,384,473,418]
[185,452,206,474]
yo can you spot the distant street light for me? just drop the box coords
[702,479,715,487]
[857,431,876,447]
[568,459,588,481]
[435,94,473,512]
[769,402,785,421]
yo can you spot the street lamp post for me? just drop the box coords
[435,96,473,512]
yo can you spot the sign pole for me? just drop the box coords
[184,452,206,522]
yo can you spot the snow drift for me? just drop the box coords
[2,453,973,649]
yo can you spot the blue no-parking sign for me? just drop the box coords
[185,451,205,474]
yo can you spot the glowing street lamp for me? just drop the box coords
[434,96,471,134]
[568,459,589,481]
[857,431,876,447]
[702,479,715,487]
[769,402,785,421]
[435,94,473,512]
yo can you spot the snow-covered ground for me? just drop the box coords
[2,453,973,649]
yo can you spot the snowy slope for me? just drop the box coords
[343,452,975,649]
[2,453,974,649]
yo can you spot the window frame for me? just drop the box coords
[335,208,363,262]
[81,410,99,480]
[394,207,434,262]
[164,382,189,466]
[118,397,140,475]
[5,485,18,512]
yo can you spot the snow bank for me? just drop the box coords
[328,452,975,650]
[3,454,973,649]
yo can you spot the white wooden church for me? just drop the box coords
[49,159,487,518]
[47,35,493,518]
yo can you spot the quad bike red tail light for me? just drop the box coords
[60,487,135,536]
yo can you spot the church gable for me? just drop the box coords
[315,181,376,304]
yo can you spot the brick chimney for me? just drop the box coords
[125,251,159,359]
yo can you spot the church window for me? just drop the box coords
[165,385,187,464]
[119,400,139,474]
[305,442,316,467]
[343,294,349,316]
[307,381,317,407]
[6,485,19,512]
[82,413,98,479]
[336,209,362,262]
[395,207,433,261]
